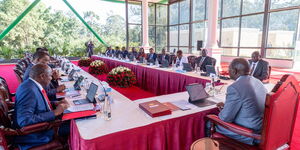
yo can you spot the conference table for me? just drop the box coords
[64,59,274,150]
[91,55,230,96]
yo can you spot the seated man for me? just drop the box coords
[195,49,214,72]
[13,64,69,150]
[248,51,269,81]
[36,47,58,68]
[114,46,121,58]
[146,48,157,63]
[175,50,188,67]
[158,48,170,64]
[129,47,138,60]
[23,51,65,101]
[105,46,115,56]
[216,58,267,145]
[121,46,129,59]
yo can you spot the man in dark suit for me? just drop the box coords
[129,47,138,60]
[105,46,115,56]
[23,51,66,101]
[13,64,69,150]
[121,46,129,59]
[248,51,269,81]
[195,49,214,72]
[216,58,267,145]
[158,48,170,64]
[146,48,157,63]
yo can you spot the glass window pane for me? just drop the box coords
[240,15,263,47]
[180,0,190,23]
[170,3,179,25]
[156,26,167,50]
[157,4,168,25]
[170,26,178,46]
[222,0,241,17]
[268,10,299,48]
[149,26,156,47]
[223,48,238,56]
[128,2,142,24]
[239,48,260,57]
[242,0,264,14]
[193,0,205,21]
[221,18,240,47]
[271,0,300,9]
[169,47,178,53]
[148,3,155,25]
[129,25,142,47]
[179,47,189,53]
[266,49,294,59]
[192,22,207,53]
[179,24,189,46]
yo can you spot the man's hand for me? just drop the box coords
[52,69,60,80]
[216,102,224,111]
[53,99,68,106]
[53,101,69,116]
[56,85,66,93]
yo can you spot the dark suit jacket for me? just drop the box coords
[158,54,170,64]
[195,56,213,72]
[23,63,33,81]
[146,53,157,62]
[13,79,55,150]
[248,59,269,81]
[217,75,265,145]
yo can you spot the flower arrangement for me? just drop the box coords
[78,57,92,67]
[88,60,108,75]
[107,66,137,88]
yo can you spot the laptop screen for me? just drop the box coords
[186,84,209,102]
[206,65,216,74]
[86,82,98,103]
[68,69,75,79]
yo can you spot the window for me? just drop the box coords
[271,0,300,9]
[179,0,190,23]
[128,2,142,24]
[156,26,167,52]
[179,24,189,46]
[148,4,155,25]
[221,18,240,47]
[242,0,264,14]
[222,0,241,17]
[192,0,206,21]
[169,26,178,46]
[156,4,167,25]
[192,22,207,53]
[170,3,179,25]
[240,15,263,47]
[128,25,142,47]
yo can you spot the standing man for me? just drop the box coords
[195,49,214,72]
[216,58,267,145]
[13,64,69,149]
[86,41,94,57]
[249,51,269,81]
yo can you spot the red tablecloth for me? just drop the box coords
[92,56,216,96]
[70,108,218,150]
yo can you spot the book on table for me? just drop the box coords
[139,100,172,117]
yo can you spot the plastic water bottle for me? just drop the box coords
[103,96,111,121]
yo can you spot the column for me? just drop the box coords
[206,0,222,68]
[142,0,150,52]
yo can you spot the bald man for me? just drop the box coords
[249,51,269,81]
[195,49,214,72]
[216,58,267,145]
[13,64,69,149]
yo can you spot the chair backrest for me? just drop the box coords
[267,66,272,79]
[260,74,300,150]
[0,77,11,101]
[13,69,23,84]
[0,86,12,128]
[169,54,176,65]
[211,58,217,67]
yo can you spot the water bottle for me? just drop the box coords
[103,96,111,121]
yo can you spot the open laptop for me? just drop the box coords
[159,59,169,68]
[73,82,98,105]
[200,65,216,76]
[185,83,216,107]
[183,63,193,72]
[61,69,75,82]
[73,76,84,90]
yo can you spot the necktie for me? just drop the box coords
[199,57,206,67]
[41,89,53,110]
[250,63,256,75]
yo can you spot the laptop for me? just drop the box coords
[206,65,216,75]
[73,82,98,105]
[185,83,216,107]
[183,63,193,72]
[138,57,144,63]
[73,76,84,90]
[159,59,169,68]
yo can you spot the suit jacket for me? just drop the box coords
[13,79,55,150]
[195,56,213,72]
[248,59,269,81]
[158,54,170,64]
[121,50,129,58]
[23,63,33,81]
[217,75,267,145]
[146,53,157,62]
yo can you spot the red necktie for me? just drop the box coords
[41,89,53,110]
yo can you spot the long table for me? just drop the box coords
[65,66,226,150]
[91,55,229,96]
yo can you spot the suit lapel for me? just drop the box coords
[29,80,51,111]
